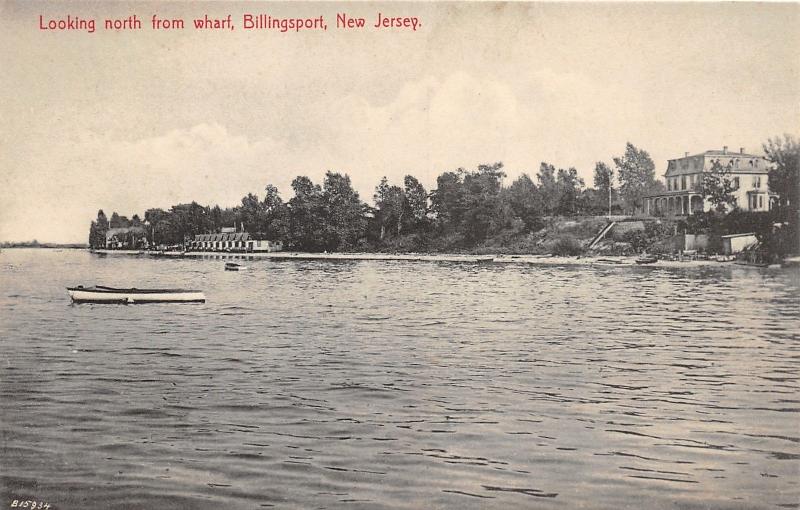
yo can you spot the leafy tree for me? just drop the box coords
[238,193,263,233]
[322,171,367,250]
[286,173,367,251]
[143,208,165,244]
[764,135,799,209]
[576,188,610,216]
[210,206,221,230]
[430,170,466,232]
[555,167,584,215]
[403,175,429,226]
[166,202,213,244]
[109,212,128,228]
[288,176,327,251]
[374,177,406,240]
[263,185,283,213]
[505,173,542,231]
[262,185,289,240]
[593,162,614,215]
[700,160,738,213]
[97,210,108,229]
[763,135,800,254]
[88,209,108,248]
[536,162,558,215]
[614,143,657,214]
[461,163,506,243]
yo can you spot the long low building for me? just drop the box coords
[189,232,283,252]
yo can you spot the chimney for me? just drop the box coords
[739,147,745,154]
[684,152,689,157]
[723,146,728,154]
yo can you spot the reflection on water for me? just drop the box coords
[1,249,799,509]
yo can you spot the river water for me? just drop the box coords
[1,248,799,509]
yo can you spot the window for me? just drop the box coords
[732,177,740,190]
[758,195,763,208]
[681,175,687,190]
[753,176,761,189]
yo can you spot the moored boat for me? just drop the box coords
[782,256,800,268]
[67,285,205,304]
[594,258,626,265]
[635,255,658,265]
[225,262,246,271]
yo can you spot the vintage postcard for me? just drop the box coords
[1,1,799,509]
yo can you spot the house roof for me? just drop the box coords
[193,232,251,242]
[671,149,765,161]
[665,149,771,176]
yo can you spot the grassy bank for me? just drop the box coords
[369,217,627,256]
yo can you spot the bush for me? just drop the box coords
[622,222,672,253]
[761,223,799,257]
[546,235,584,256]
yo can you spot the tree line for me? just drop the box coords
[88,138,798,254]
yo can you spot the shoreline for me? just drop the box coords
[84,249,787,269]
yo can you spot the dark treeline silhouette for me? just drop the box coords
[87,138,798,255]
[87,162,631,252]
[83,143,663,252]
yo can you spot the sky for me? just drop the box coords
[1,1,798,243]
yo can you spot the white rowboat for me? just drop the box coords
[67,285,205,304]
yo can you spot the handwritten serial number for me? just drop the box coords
[10,500,50,509]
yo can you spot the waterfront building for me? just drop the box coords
[105,226,148,249]
[188,232,283,253]
[720,232,759,255]
[644,146,776,216]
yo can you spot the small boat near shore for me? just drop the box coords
[594,258,627,265]
[67,285,205,304]
[782,256,800,268]
[225,262,246,271]
[635,255,658,265]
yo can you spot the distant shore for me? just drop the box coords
[83,248,790,269]
[0,242,87,249]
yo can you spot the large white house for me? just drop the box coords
[644,146,776,216]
